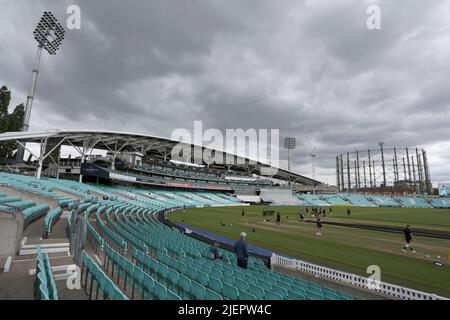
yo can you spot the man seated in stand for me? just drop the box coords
[209,241,224,260]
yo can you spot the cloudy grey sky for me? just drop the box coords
[1,0,449,185]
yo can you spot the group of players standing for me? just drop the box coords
[298,206,340,236]
[242,206,416,252]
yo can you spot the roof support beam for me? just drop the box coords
[87,137,103,159]
[36,137,48,179]
[15,140,39,160]
[42,137,66,161]
[0,130,320,186]
[66,139,83,156]
[49,154,58,166]
[79,139,88,183]
[117,140,130,153]
[101,141,114,153]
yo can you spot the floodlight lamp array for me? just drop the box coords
[33,11,65,55]
[283,137,296,149]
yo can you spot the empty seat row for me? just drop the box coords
[96,207,128,254]
[103,244,180,300]
[43,207,63,239]
[81,251,128,300]
[34,246,58,300]
[5,199,35,211]
[23,203,50,226]
[0,195,21,204]
[133,248,222,300]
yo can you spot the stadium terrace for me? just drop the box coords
[1,2,450,304]
[0,129,449,302]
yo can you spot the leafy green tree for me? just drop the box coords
[0,86,25,159]
[0,86,11,131]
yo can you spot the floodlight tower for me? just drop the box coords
[309,149,317,195]
[302,125,317,180]
[379,141,387,187]
[16,12,65,162]
[310,150,317,180]
[283,137,296,171]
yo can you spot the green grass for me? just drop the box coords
[169,205,450,298]
[313,206,450,231]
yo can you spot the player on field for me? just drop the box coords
[276,211,281,227]
[402,225,416,253]
[316,216,322,236]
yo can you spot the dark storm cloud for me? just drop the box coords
[0,0,449,184]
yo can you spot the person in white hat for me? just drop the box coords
[233,232,249,269]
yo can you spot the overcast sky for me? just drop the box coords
[1,0,449,186]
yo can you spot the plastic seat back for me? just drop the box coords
[154,281,168,300]
[196,271,209,286]
[265,291,283,300]
[223,282,239,300]
[191,281,206,300]
[143,273,155,299]
[238,290,257,300]
[205,288,223,300]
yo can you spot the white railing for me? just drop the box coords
[270,253,448,300]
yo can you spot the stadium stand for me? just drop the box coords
[90,193,359,300]
[34,246,58,300]
[392,196,432,208]
[366,195,400,207]
[130,161,274,188]
[176,223,274,258]
[1,170,448,300]
[0,196,21,204]
[319,194,352,205]
[260,189,301,205]
[339,194,377,207]
[429,198,450,208]
[43,207,63,239]
[296,194,331,206]
[5,200,35,211]
[81,251,128,300]
[103,167,268,191]
[23,204,50,227]
[0,172,92,207]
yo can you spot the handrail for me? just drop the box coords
[270,253,448,300]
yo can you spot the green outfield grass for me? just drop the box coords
[169,205,450,298]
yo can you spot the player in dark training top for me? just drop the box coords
[401,225,416,253]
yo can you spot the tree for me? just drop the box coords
[0,86,25,159]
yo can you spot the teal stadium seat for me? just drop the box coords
[179,274,192,299]
[154,280,168,300]
[191,281,207,300]
[222,282,239,300]
[265,291,283,300]
[205,288,223,300]
[143,273,155,299]
[238,290,257,300]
